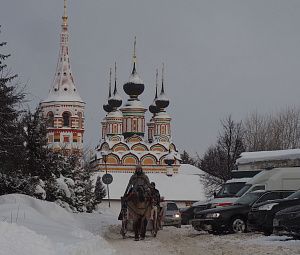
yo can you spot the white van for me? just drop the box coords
[194,167,300,209]
[236,167,300,196]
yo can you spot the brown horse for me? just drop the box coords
[126,186,152,241]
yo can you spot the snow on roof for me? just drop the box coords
[42,92,84,103]
[129,72,144,84]
[94,164,206,201]
[225,178,252,183]
[237,149,300,165]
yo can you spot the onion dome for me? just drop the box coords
[155,64,170,110]
[149,69,159,114]
[123,37,145,99]
[164,150,175,166]
[103,68,113,113]
[108,62,123,108]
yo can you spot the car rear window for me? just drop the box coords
[215,182,246,198]
[167,203,178,210]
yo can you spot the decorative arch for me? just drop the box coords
[141,154,157,165]
[100,142,110,151]
[47,111,54,127]
[106,153,120,164]
[126,135,143,143]
[122,153,139,165]
[169,143,177,152]
[112,142,130,152]
[150,144,168,152]
[159,155,167,165]
[131,143,148,152]
[62,111,71,127]
[109,135,122,142]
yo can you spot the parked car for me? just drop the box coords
[273,204,300,238]
[191,190,292,234]
[180,205,205,225]
[192,178,252,210]
[161,201,181,228]
[248,190,298,235]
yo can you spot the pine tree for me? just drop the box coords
[0,26,25,195]
[94,176,106,204]
[73,161,96,212]
[180,150,195,165]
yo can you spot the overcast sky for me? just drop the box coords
[2,0,300,155]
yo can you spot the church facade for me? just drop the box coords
[92,40,180,174]
[40,0,85,155]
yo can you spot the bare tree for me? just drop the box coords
[243,107,300,151]
[199,115,244,197]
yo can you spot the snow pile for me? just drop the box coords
[0,194,115,255]
[237,149,300,164]
[0,222,55,255]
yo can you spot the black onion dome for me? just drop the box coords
[108,63,123,108]
[108,93,122,108]
[156,66,170,109]
[149,102,159,114]
[149,71,159,114]
[156,93,169,109]
[123,63,144,99]
[103,103,113,113]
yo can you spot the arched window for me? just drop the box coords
[47,112,54,127]
[62,112,71,127]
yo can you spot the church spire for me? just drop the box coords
[109,67,112,98]
[132,36,137,74]
[155,68,158,99]
[155,63,170,110]
[43,0,83,103]
[123,37,145,100]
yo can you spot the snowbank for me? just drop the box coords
[0,194,115,255]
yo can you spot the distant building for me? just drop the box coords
[40,0,85,155]
[237,149,300,171]
[92,39,180,174]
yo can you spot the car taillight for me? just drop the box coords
[214,202,233,207]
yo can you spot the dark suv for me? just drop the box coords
[248,190,299,235]
[273,205,300,238]
[191,190,292,234]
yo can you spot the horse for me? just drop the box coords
[125,185,152,240]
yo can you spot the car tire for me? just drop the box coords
[176,224,181,228]
[193,225,202,231]
[230,217,247,234]
[263,229,272,236]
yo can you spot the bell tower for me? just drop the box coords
[40,0,85,154]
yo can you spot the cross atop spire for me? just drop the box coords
[132,36,137,74]
[161,63,165,94]
[62,0,68,28]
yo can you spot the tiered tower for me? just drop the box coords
[40,0,85,154]
[121,38,147,138]
[153,64,172,142]
[93,39,180,174]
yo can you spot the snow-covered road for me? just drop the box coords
[103,222,300,255]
